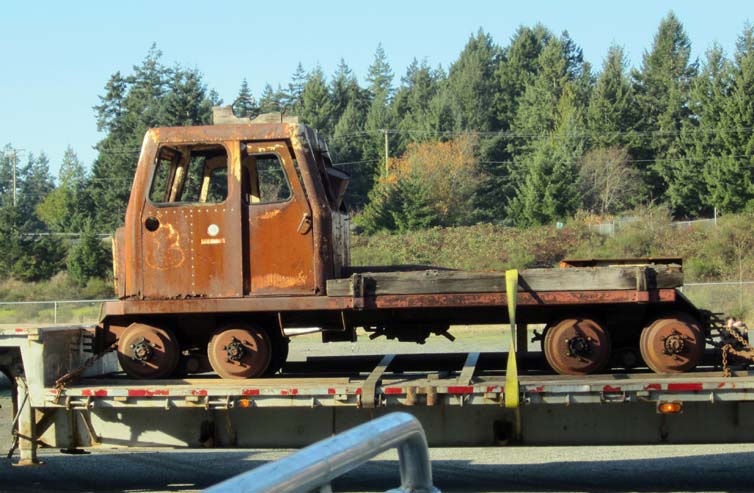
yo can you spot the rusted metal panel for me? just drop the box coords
[136,141,243,299]
[244,142,317,295]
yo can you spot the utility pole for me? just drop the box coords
[4,148,23,207]
[383,129,389,175]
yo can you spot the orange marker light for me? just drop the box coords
[657,401,683,414]
[238,399,251,409]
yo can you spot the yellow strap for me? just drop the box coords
[504,269,520,408]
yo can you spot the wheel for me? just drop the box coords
[639,314,704,373]
[207,324,272,379]
[264,336,290,376]
[117,323,180,379]
[543,317,611,375]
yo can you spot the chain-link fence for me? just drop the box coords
[0,299,110,325]
[681,282,754,322]
[588,217,718,236]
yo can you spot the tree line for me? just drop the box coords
[1,11,753,284]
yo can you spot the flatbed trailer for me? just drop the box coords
[3,325,754,466]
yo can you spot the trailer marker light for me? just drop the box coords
[657,401,683,414]
[238,398,252,408]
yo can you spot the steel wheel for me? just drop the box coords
[207,324,272,379]
[639,314,704,373]
[543,317,611,375]
[117,323,180,379]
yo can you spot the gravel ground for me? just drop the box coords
[1,439,754,493]
[0,327,750,492]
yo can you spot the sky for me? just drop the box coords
[1,1,751,177]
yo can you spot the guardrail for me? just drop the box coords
[204,412,440,493]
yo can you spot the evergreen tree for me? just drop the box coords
[671,45,731,216]
[495,24,552,130]
[632,12,698,201]
[357,44,396,201]
[286,62,307,113]
[299,66,335,134]
[232,79,259,118]
[330,59,362,122]
[331,101,369,206]
[513,36,570,139]
[11,235,66,282]
[360,92,394,198]
[18,152,54,231]
[704,27,754,212]
[366,43,394,99]
[159,68,213,126]
[587,45,639,150]
[258,83,282,113]
[508,84,585,226]
[394,59,442,150]
[37,147,90,232]
[490,34,582,223]
[67,220,111,286]
[444,29,501,132]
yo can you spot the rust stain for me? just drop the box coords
[144,223,184,271]
[254,271,308,290]
[258,208,282,220]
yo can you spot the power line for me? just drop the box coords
[325,126,754,142]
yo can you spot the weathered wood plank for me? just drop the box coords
[326,265,683,297]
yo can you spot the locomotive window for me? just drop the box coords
[149,145,228,205]
[242,153,292,204]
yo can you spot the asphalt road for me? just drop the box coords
[2,441,754,493]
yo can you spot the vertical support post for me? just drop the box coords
[714,207,718,226]
[54,301,58,324]
[11,151,17,207]
[15,377,40,466]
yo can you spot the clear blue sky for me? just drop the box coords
[1,1,751,176]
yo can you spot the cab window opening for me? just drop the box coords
[242,152,292,205]
[149,144,229,205]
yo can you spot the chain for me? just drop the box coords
[720,324,753,378]
[53,340,119,393]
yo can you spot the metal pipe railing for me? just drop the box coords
[204,412,440,493]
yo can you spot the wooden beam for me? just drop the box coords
[326,266,683,297]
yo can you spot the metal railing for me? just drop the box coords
[204,412,440,493]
